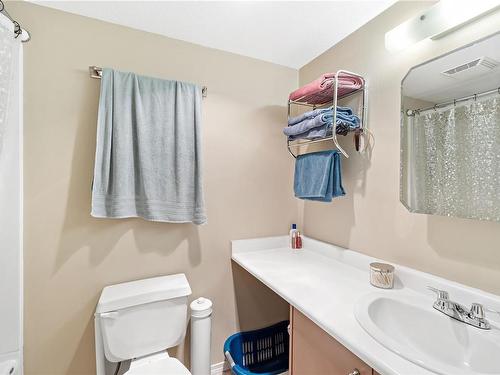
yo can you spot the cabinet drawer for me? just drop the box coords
[290,307,372,375]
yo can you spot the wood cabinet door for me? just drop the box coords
[290,307,372,375]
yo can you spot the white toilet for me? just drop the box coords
[94,274,193,375]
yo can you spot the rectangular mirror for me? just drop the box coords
[401,32,500,221]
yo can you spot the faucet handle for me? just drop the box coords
[469,303,491,329]
[470,303,485,319]
[471,303,500,317]
[427,286,449,300]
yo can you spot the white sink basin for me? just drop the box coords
[355,293,500,375]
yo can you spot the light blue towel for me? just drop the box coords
[287,115,361,141]
[284,107,360,140]
[91,68,207,224]
[287,106,353,126]
[284,112,333,137]
[294,150,345,202]
[288,107,332,126]
[288,124,331,141]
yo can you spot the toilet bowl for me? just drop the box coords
[94,274,193,375]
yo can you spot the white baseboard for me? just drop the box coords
[210,360,230,375]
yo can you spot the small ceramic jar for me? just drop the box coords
[370,262,395,289]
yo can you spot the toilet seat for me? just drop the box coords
[125,352,191,375]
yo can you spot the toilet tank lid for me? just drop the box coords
[96,274,192,313]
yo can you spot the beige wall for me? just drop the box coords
[11,2,296,374]
[14,1,500,374]
[299,1,500,294]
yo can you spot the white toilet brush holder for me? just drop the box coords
[190,297,213,375]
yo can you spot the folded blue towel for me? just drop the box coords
[287,106,353,126]
[284,112,332,137]
[287,117,360,140]
[285,107,360,140]
[335,110,360,127]
[288,107,332,126]
[288,124,330,140]
[294,150,345,202]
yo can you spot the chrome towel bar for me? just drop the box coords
[88,66,208,98]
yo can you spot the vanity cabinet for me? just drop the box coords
[289,307,374,375]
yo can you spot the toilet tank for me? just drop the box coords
[95,274,192,362]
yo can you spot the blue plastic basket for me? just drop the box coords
[224,321,289,375]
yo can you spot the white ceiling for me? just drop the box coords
[403,33,500,104]
[30,0,395,69]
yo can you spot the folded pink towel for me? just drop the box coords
[289,72,363,104]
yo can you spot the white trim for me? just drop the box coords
[18,41,24,375]
[0,32,23,375]
[210,361,230,375]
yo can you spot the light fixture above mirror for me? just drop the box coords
[385,0,500,52]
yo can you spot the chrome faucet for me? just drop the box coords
[427,286,491,330]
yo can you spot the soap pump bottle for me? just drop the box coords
[289,224,297,249]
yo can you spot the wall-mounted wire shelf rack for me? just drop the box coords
[286,70,367,159]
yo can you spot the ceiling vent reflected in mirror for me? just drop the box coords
[402,33,500,103]
[441,56,500,79]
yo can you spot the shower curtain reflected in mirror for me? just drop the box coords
[402,95,500,221]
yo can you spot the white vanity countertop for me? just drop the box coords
[231,236,500,375]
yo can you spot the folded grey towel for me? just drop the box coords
[91,68,207,224]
